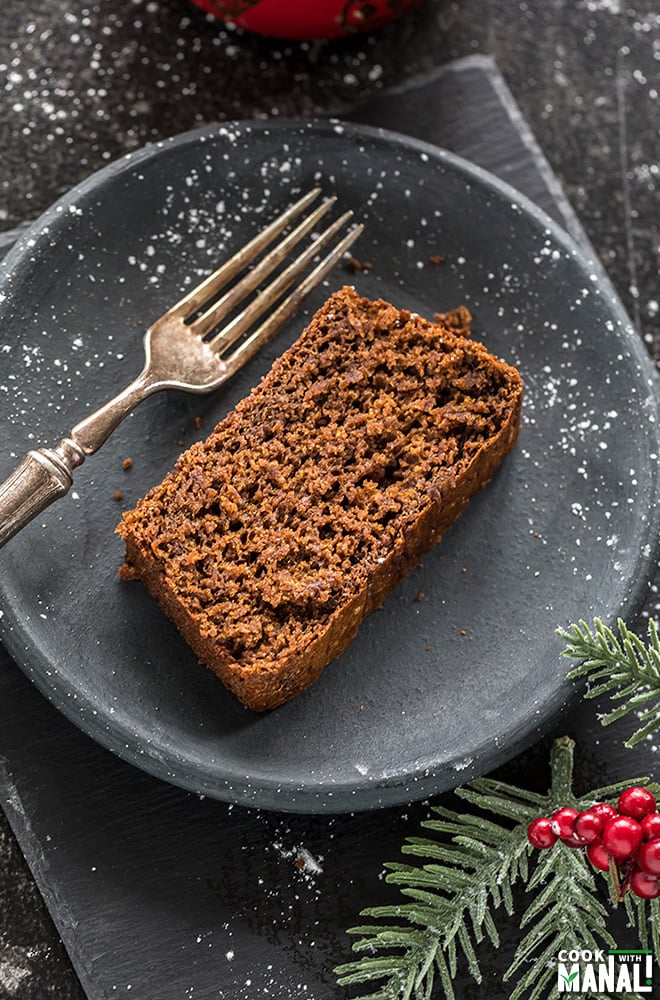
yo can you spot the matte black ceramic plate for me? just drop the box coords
[0,120,657,812]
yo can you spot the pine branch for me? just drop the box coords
[336,794,534,999]
[504,835,615,999]
[626,892,660,959]
[503,737,647,1000]
[558,617,660,747]
[336,736,659,1000]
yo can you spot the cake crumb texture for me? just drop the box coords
[118,287,523,711]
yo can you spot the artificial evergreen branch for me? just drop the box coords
[504,738,623,1000]
[625,891,660,958]
[336,737,658,1000]
[558,617,660,747]
[505,843,614,1000]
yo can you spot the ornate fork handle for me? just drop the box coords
[0,442,86,548]
[0,373,156,548]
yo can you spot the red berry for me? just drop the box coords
[638,840,660,876]
[629,866,660,899]
[550,807,579,839]
[618,786,656,820]
[562,831,590,848]
[574,811,604,843]
[602,816,644,860]
[641,813,660,841]
[527,817,558,849]
[587,841,611,871]
[589,803,618,824]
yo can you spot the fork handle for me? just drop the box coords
[0,372,157,548]
[0,439,87,548]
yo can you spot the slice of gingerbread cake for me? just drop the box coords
[118,286,522,711]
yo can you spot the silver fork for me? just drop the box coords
[0,189,362,547]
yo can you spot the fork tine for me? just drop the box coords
[219,223,364,381]
[205,210,356,353]
[190,195,337,339]
[166,187,322,320]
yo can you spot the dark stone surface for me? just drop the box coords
[1,0,658,353]
[0,822,85,999]
[0,1,658,998]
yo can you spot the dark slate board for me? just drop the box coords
[0,56,655,999]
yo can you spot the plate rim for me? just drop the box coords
[0,117,658,813]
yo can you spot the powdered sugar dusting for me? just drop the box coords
[0,119,656,825]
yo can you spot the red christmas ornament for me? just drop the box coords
[189,0,420,40]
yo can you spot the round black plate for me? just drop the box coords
[0,120,657,812]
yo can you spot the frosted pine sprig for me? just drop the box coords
[559,617,660,748]
[336,736,658,1000]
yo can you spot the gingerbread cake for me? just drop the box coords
[118,286,523,711]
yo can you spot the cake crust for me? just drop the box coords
[118,287,523,711]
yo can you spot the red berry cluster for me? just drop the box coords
[527,786,660,899]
